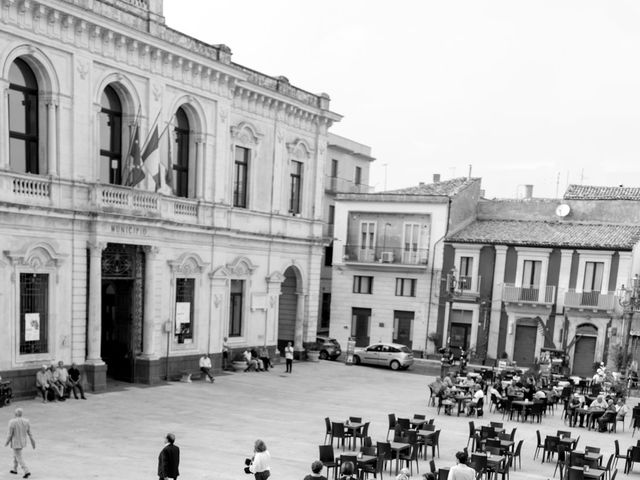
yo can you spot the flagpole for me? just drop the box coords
[140,109,163,153]
[122,105,142,186]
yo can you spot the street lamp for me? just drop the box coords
[616,274,640,374]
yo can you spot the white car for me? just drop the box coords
[352,343,414,370]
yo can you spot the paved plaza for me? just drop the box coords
[0,360,637,480]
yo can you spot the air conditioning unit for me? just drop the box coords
[381,251,394,263]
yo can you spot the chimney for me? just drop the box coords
[433,174,441,183]
[524,184,534,200]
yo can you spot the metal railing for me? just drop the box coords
[325,176,373,194]
[564,290,616,310]
[342,245,428,266]
[502,284,556,304]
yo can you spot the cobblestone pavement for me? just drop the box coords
[0,360,636,480]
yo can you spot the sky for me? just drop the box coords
[163,1,640,199]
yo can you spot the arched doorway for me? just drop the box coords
[278,267,299,352]
[572,323,598,377]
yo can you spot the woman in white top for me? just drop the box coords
[246,439,271,480]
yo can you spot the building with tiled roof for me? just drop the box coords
[440,190,640,377]
[383,177,481,197]
[564,184,640,201]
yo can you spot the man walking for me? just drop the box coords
[5,408,35,479]
[158,433,180,480]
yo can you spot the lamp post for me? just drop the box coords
[616,274,640,374]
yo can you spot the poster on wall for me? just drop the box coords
[175,302,191,334]
[25,313,40,341]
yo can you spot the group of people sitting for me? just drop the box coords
[35,361,86,403]
[430,372,487,416]
[567,393,628,432]
[243,347,273,372]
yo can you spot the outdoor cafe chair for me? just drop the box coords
[386,414,396,441]
[399,444,420,476]
[554,444,568,479]
[360,446,376,456]
[567,467,585,480]
[360,454,384,480]
[424,430,441,459]
[543,436,560,463]
[438,468,449,480]
[396,417,411,431]
[486,439,501,450]
[610,469,618,480]
[599,453,614,480]
[467,421,476,450]
[331,422,350,451]
[324,417,332,444]
[612,412,625,433]
[625,446,640,474]
[490,454,510,480]
[557,430,571,439]
[570,451,585,468]
[423,423,436,432]
[470,453,488,480]
[508,439,523,470]
[525,402,544,423]
[430,459,437,474]
[584,446,600,455]
[340,454,359,478]
[356,422,371,448]
[491,422,504,429]
[613,440,627,470]
[376,441,392,472]
[349,416,362,423]
[319,444,338,480]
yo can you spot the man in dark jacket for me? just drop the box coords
[158,433,180,480]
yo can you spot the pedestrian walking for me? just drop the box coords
[5,408,35,479]
[158,433,180,480]
[285,341,294,374]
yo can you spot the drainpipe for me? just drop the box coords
[424,198,452,356]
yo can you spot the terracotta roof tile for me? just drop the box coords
[448,219,640,249]
[564,184,640,200]
[383,177,479,197]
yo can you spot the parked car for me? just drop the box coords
[316,336,342,360]
[352,343,414,370]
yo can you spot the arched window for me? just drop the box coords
[8,58,39,174]
[173,107,190,198]
[99,86,122,184]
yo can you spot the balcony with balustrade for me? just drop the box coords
[342,244,428,269]
[564,290,616,312]
[502,284,556,307]
[0,171,323,240]
[324,175,373,194]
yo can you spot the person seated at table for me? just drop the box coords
[587,395,608,429]
[339,461,357,480]
[461,374,475,387]
[303,460,328,480]
[597,398,618,432]
[523,378,536,401]
[489,383,506,411]
[533,389,547,400]
[443,373,454,389]
[466,384,485,415]
[616,397,630,422]
[449,451,476,480]
[569,393,585,427]
[592,363,606,385]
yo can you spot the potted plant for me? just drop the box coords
[231,351,247,372]
[305,342,321,362]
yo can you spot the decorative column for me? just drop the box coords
[45,97,58,176]
[488,245,508,359]
[86,241,105,363]
[0,80,9,169]
[294,291,306,352]
[141,246,159,358]
[86,241,107,392]
[266,271,284,346]
[195,135,204,199]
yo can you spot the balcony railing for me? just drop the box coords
[342,245,428,266]
[502,284,556,305]
[446,274,482,295]
[564,290,616,310]
[325,176,373,194]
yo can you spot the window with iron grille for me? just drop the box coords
[175,278,194,342]
[229,280,244,337]
[395,278,416,297]
[353,275,373,294]
[20,273,48,354]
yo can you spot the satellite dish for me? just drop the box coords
[555,204,571,217]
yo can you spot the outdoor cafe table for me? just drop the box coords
[569,466,605,480]
[482,425,505,435]
[344,421,364,448]
[410,417,429,429]
[390,441,411,474]
[451,395,472,416]
[510,400,534,421]
[560,437,579,450]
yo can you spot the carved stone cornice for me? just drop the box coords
[230,121,263,146]
[4,241,67,282]
[167,252,208,276]
[210,256,258,279]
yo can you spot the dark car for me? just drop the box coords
[316,336,342,360]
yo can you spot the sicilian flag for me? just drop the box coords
[125,126,145,187]
[142,124,160,189]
